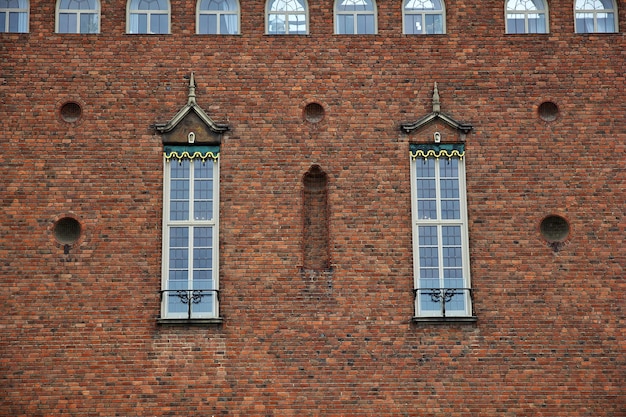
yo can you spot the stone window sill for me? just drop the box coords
[412,316,477,324]
[157,317,223,326]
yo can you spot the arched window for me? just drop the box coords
[197,0,239,34]
[127,0,170,34]
[266,0,308,35]
[0,0,28,33]
[575,0,617,33]
[56,0,99,33]
[403,0,445,34]
[506,0,548,34]
[335,0,376,34]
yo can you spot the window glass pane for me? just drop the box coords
[416,179,436,198]
[337,14,353,33]
[507,15,525,33]
[425,14,442,34]
[441,200,460,219]
[202,0,236,11]
[405,0,441,10]
[357,14,374,33]
[0,13,5,32]
[58,13,75,33]
[527,13,545,33]
[337,0,373,12]
[440,179,459,199]
[80,13,98,33]
[288,14,306,33]
[597,12,614,32]
[417,200,437,220]
[151,13,168,33]
[418,226,438,245]
[419,247,439,268]
[270,0,305,12]
[220,14,237,34]
[130,13,147,33]
[405,14,421,34]
[268,14,285,33]
[199,13,216,33]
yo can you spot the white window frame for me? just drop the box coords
[266,0,308,35]
[127,0,170,34]
[410,148,472,318]
[197,0,240,35]
[0,0,29,33]
[402,0,446,35]
[574,0,618,33]
[161,152,220,320]
[56,0,100,34]
[334,0,377,34]
[505,0,549,34]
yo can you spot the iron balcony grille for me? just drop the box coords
[159,289,220,319]
[413,287,474,317]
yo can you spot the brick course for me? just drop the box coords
[1,0,624,415]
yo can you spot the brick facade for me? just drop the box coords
[1,0,624,415]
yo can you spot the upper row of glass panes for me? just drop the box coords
[0,0,619,35]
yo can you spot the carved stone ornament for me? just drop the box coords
[401,83,473,141]
[154,73,229,145]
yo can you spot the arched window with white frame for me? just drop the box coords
[575,0,618,33]
[127,0,170,34]
[197,0,239,34]
[0,0,28,33]
[266,0,308,35]
[56,0,100,33]
[506,0,548,34]
[403,0,445,34]
[335,0,376,34]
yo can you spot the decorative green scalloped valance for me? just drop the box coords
[410,143,464,160]
[164,145,220,161]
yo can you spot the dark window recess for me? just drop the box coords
[303,165,330,270]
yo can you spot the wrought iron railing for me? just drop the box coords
[159,289,220,319]
[413,288,474,317]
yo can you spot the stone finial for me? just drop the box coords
[187,72,196,105]
[432,82,440,113]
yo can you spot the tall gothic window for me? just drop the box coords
[161,147,220,320]
[410,144,473,319]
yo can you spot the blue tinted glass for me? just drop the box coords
[338,15,353,34]
[80,13,98,33]
[58,13,75,33]
[199,14,216,34]
[357,14,374,33]
[151,13,168,33]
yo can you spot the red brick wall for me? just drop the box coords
[1,0,624,415]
